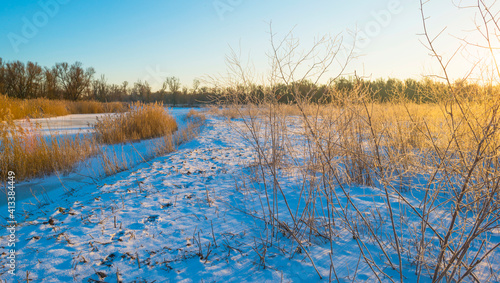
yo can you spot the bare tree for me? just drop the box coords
[131,80,151,102]
[121,81,129,96]
[92,74,109,101]
[192,78,201,94]
[25,62,44,98]
[43,66,60,99]
[56,62,95,100]
[164,76,181,106]
[3,61,43,99]
[0,58,5,95]
[164,76,181,93]
[4,61,27,98]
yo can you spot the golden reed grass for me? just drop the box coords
[93,102,178,144]
[0,117,97,181]
[0,95,128,121]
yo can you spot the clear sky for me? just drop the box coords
[0,0,492,90]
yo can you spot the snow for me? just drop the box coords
[13,107,193,136]
[15,113,113,136]
[0,108,194,205]
[0,111,499,282]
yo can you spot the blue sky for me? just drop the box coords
[0,0,486,90]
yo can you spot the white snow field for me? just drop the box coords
[1,108,194,205]
[1,112,499,282]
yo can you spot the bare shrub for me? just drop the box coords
[212,20,500,281]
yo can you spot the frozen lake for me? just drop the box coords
[13,107,194,136]
[1,107,198,205]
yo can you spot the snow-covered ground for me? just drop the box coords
[1,108,195,205]
[1,112,499,282]
[2,115,286,282]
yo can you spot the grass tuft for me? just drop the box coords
[185,109,206,123]
[94,102,178,144]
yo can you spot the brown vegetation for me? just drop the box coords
[93,102,178,144]
[0,119,97,181]
[0,95,128,121]
[210,20,500,281]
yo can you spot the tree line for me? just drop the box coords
[224,77,497,104]
[0,58,214,105]
[0,58,495,104]
[0,59,95,101]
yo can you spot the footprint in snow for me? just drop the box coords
[100,252,120,267]
[111,230,125,242]
[160,202,173,209]
[145,215,160,223]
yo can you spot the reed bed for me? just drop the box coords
[93,102,178,144]
[0,95,128,121]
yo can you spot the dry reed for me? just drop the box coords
[94,102,178,144]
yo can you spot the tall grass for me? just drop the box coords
[93,102,178,144]
[67,100,128,115]
[220,89,500,281]
[185,109,206,123]
[0,95,128,121]
[0,117,97,181]
[0,106,205,183]
[0,102,202,182]
[0,95,130,181]
[214,26,500,281]
[100,109,205,176]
